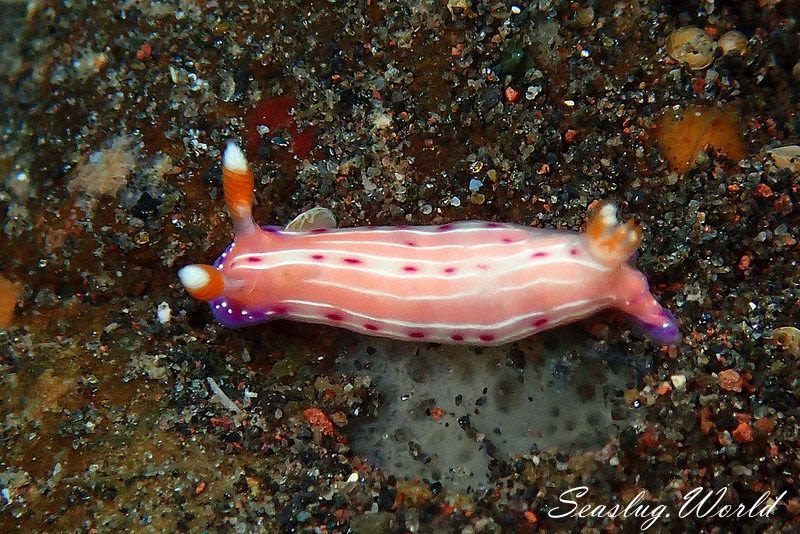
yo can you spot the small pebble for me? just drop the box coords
[670,374,687,391]
[768,145,800,172]
[470,193,485,205]
[574,7,594,28]
[718,31,747,56]
[157,302,171,324]
[665,26,716,69]
[772,326,800,356]
[525,86,542,100]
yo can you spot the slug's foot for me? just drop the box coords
[586,202,642,268]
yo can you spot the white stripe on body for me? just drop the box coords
[281,297,596,331]
[284,299,610,345]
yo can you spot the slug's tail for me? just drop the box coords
[585,201,642,269]
[223,142,257,235]
[636,308,680,345]
[178,264,226,301]
[616,269,681,345]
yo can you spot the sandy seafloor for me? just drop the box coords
[1,0,800,532]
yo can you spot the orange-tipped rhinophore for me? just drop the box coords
[585,202,642,268]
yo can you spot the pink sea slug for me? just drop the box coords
[178,143,679,346]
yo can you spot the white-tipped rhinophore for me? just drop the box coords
[178,265,210,290]
[221,141,257,235]
[178,264,226,301]
[598,203,618,227]
[223,141,248,173]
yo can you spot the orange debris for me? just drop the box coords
[304,407,335,436]
[505,87,520,102]
[699,407,714,434]
[655,104,747,175]
[429,406,446,421]
[754,183,773,198]
[136,43,152,60]
[732,421,754,443]
[738,255,751,270]
[0,275,20,328]
[755,417,775,434]
[718,369,743,392]
[524,510,538,524]
[640,428,659,448]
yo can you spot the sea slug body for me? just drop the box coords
[178,142,679,346]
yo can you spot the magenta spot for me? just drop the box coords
[476,264,489,270]
[444,267,457,274]
[501,237,514,243]
[311,254,325,261]
[405,241,417,247]
[246,256,262,263]
[570,248,579,256]
[263,226,280,233]
[408,331,426,339]
[271,305,289,315]
[485,222,501,228]
[451,333,465,342]
[403,265,418,272]
[364,323,380,331]
[311,228,328,234]
[532,251,549,258]
[533,318,549,327]
[326,313,344,321]
[436,224,453,231]
[343,257,362,264]
[479,333,495,342]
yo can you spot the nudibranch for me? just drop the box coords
[178,142,679,346]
